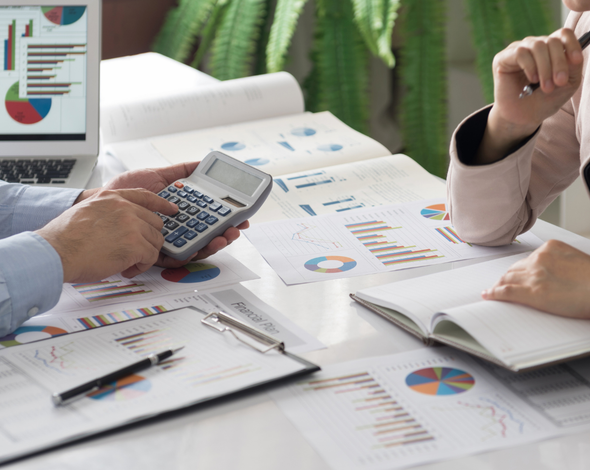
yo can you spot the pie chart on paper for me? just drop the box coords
[0,325,67,347]
[420,203,450,221]
[161,262,221,283]
[406,367,475,396]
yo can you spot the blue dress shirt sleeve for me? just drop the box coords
[0,181,84,336]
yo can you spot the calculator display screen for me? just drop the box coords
[205,158,262,196]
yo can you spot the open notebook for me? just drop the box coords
[352,252,590,372]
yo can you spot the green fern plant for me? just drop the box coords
[153,0,555,178]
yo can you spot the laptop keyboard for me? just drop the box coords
[0,159,75,184]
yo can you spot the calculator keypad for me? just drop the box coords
[158,182,233,250]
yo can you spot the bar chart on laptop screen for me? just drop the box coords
[0,6,87,134]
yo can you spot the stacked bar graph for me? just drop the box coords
[26,43,86,96]
[76,306,168,329]
[114,329,175,356]
[435,226,471,246]
[346,221,444,266]
[71,280,153,303]
[295,371,435,454]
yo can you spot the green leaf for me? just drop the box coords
[351,0,400,67]
[152,0,217,63]
[266,0,309,73]
[502,0,555,41]
[313,0,369,134]
[190,0,229,69]
[399,0,447,177]
[209,0,267,80]
[464,0,506,103]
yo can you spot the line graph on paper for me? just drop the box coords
[262,221,346,256]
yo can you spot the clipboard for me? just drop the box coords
[0,306,320,465]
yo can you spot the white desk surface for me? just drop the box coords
[6,218,590,470]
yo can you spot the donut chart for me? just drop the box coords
[406,367,475,396]
[42,6,86,25]
[5,82,52,124]
[161,263,221,283]
[0,325,67,347]
[304,255,357,273]
[421,203,450,221]
[87,374,151,401]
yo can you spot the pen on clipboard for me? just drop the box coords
[51,347,184,406]
[519,30,590,98]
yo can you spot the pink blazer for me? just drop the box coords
[447,11,590,246]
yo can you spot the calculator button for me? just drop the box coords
[168,196,180,204]
[195,223,208,233]
[158,191,170,199]
[209,202,222,212]
[178,201,190,210]
[197,211,209,220]
[187,218,199,228]
[218,206,231,216]
[164,221,179,230]
[186,206,200,216]
[205,216,219,225]
[167,186,177,193]
[173,238,187,247]
[187,195,197,203]
[202,195,214,204]
[177,191,187,198]
[174,182,184,189]
[165,226,188,243]
[159,215,169,224]
[184,230,197,240]
[161,229,169,236]
[197,200,207,208]
[176,213,190,223]
[183,186,194,194]
[193,191,203,199]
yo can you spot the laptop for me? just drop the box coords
[0,0,100,188]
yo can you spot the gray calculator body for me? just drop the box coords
[159,151,273,260]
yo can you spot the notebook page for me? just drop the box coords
[435,301,590,368]
[102,71,304,144]
[355,253,529,333]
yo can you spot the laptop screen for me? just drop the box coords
[0,5,87,141]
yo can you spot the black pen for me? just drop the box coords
[519,30,590,98]
[51,346,184,406]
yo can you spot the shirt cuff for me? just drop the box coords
[0,232,63,335]
[12,185,83,233]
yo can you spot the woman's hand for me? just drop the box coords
[476,28,584,165]
[482,240,590,318]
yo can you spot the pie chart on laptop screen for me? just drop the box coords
[42,6,86,25]
[5,82,51,125]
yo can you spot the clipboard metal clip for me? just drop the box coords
[201,311,285,354]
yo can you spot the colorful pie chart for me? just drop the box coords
[406,367,475,396]
[42,6,86,25]
[5,82,51,125]
[87,374,151,401]
[420,203,450,221]
[304,255,357,273]
[161,262,221,283]
[0,325,67,347]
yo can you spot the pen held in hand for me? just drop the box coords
[51,346,185,406]
[519,30,590,99]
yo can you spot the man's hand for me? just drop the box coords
[74,162,249,268]
[37,188,178,283]
[482,240,590,318]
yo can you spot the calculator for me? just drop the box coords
[157,151,273,260]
